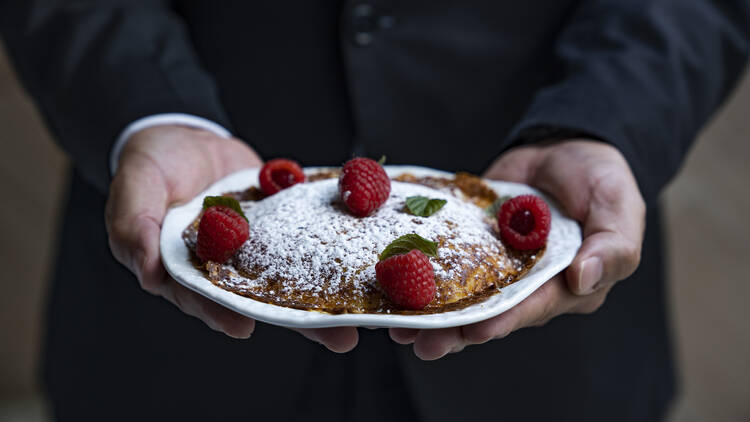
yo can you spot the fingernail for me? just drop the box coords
[227,332,251,340]
[579,257,603,294]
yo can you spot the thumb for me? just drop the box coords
[523,141,645,295]
[564,174,645,294]
[485,141,646,296]
[482,146,545,183]
[105,151,171,292]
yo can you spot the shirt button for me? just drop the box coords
[352,4,376,46]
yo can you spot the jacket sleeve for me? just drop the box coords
[0,0,233,193]
[508,0,750,203]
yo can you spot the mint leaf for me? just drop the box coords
[379,234,438,261]
[405,196,447,217]
[202,196,248,222]
[484,195,511,217]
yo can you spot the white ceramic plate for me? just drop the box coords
[160,165,582,329]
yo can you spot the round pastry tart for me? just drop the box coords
[161,165,581,328]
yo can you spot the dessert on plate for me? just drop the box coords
[182,158,550,314]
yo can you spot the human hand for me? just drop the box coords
[389,140,645,359]
[105,125,358,351]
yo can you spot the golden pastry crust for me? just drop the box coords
[183,172,542,314]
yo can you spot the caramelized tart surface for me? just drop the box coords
[183,172,541,314]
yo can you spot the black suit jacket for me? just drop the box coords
[1,1,748,421]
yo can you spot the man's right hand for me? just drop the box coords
[105,125,358,352]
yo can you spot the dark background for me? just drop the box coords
[0,42,748,421]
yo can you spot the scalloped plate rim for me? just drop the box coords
[160,165,582,329]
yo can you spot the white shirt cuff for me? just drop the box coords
[109,113,232,175]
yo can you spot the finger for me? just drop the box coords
[160,278,255,338]
[209,136,264,176]
[111,194,256,338]
[407,276,574,360]
[566,230,641,295]
[164,135,263,206]
[461,276,575,343]
[106,129,265,339]
[428,277,608,357]
[407,277,575,361]
[562,163,646,295]
[482,146,543,183]
[125,213,255,339]
[294,327,359,353]
[388,327,419,344]
[108,133,262,286]
[509,142,645,295]
[105,155,169,292]
[412,327,465,361]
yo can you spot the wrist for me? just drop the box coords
[111,114,233,175]
[116,125,261,191]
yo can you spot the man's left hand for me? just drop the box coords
[389,140,646,360]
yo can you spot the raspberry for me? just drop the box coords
[196,206,250,263]
[339,157,391,217]
[259,158,305,195]
[497,194,551,250]
[375,249,436,310]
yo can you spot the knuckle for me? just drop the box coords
[107,218,131,246]
[136,258,166,295]
[106,235,123,262]
[541,298,557,324]
[106,221,133,267]
[522,300,557,330]
[140,282,161,296]
[463,321,498,344]
[171,288,187,312]
[450,341,467,354]
[533,316,553,327]
[636,195,646,218]
[577,302,598,315]
[468,325,495,344]
[494,325,513,340]
[536,290,563,325]
[535,284,559,323]
[620,241,642,277]
[592,174,624,205]
[577,293,608,314]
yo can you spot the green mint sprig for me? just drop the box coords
[202,196,248,222]
[405,196,447,217]
[379,233,438,261]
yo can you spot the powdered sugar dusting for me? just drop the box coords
[219,179,512,302]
